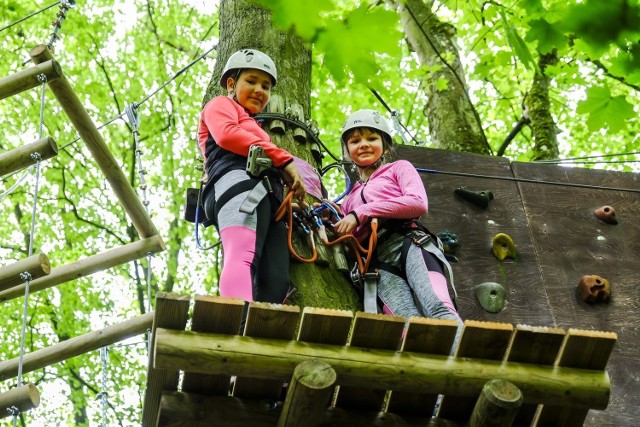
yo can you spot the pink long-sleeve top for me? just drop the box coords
[341,160,428,242]
[198,95,293,184]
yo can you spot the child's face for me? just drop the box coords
[227,69,273,114]
[345,128,385,167]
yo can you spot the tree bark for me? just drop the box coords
[526,52,560,161]
[393,0,491,154]
[206,0,360,311]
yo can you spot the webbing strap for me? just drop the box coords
[239,178,270,214]
[363,272,379,313]
[422,239,458,302]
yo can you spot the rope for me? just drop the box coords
[125,102,155,354]
[98,346,109,427]
[369,87,419,145]
[0,1,61,34]
[21,0,76,66]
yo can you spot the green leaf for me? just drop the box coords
[526,18,566,54]
[436,77,449,91]
[251,0,335,41]
[500,10,539,73]
[577,86,635,132]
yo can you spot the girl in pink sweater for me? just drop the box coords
[198,49,305,304]
[334,109,459,321]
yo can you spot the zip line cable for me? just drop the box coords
[534,151,640,164]
[415,167,640,194]
[0,1,61,34]
[368,87,419,145]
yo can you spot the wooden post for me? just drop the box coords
[0,235,164,303]
[0,384,40,419]
[0,253,50,292]
[0,137,58,177]
[0,312,153,382]
[277,359,336,427]
[0,59,62,101]
[29,44,158,239]
[468,379,523,427]
[154,328,611,410]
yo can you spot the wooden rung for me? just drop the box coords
[0,253,50,292]
[334,312,405,411]
[0,59,62,101]
[437,320,514,422]
[0,384,40,419]
[232,302,301,400]
[534,328,617,427]
[507,325,566,426]
[181,296,245,395]
[0,235,165,303]
[142,292,191,427]
[0,136,58,177]
[387,317,459,416]
[297,306,353,345]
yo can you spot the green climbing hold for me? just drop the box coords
[492,233,516,260]
[474,282,506,313]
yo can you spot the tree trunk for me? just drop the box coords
[393,0,491,155]
[205,0,360,311]
[526,52,560,161]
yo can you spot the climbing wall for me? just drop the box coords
[396,145,640,427]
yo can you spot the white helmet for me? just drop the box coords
[341,109,392,144]
[219,49,277,88]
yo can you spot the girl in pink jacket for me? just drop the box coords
[198,49,305,304]
[334,109,459,321]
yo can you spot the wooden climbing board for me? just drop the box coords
[142,293,616,427]
[396,146,640,426]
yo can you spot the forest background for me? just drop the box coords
[0,0,638,425]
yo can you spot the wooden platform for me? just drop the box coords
[142,293,616,427]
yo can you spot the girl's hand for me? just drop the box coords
[334,212,358,236]
[282,162,307,205]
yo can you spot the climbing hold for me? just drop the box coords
[593,205,618,225]
[454,186,494,209]
[438,230,459,254]
[474,282,506,313]
[577,275,611,304]
[492,233,516,260]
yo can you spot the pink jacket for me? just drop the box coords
[341,160,428,242]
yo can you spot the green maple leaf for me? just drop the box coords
[251,0,333,40]
[526,18,566,54]
[576,86,635,132]
[500,10,539,73]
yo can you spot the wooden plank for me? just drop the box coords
[0,384,39,418]
[334,312,405,411]
[0,59,62,100]
[534,329,617,427]
[181,296,245,395]
[232,302,300,400]
[395,146,551,326]
[506,325,566,426]
[437,320,513,423]
[387,317,459,416]
[297,306,353,345]
[154,328,611,410]
[142,292,190,427]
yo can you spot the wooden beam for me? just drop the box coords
[0,59,62,100]
[154,328,611,410]
[0,136,58,177]
[29,44,158,239]
[0,384,40,419]
[0,235,165,303]
[277,359,336,427]
[142,292,191,427]
[0,313,152,381]
[468,379,523,427]
[0,253,50,292]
